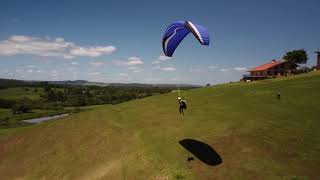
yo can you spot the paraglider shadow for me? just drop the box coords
[179,139,222,166]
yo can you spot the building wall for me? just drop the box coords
[250,61,296,77]
[250,71,267,76]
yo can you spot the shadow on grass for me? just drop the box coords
[179,139,222,166]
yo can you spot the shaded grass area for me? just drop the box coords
[0,72,319,179]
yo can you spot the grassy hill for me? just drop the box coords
[0,72,319,179]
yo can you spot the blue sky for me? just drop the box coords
[0,0,319,85]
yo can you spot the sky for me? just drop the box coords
[0,0,319,85]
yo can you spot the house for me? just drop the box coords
[243,59,298,81]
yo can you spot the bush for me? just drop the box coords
[12,104,32,114]
[0,99,16,108]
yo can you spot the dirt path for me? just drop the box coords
[79,159,122,180]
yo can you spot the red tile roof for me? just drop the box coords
[248,60,285,72]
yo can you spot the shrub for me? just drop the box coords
[12,104,32,114]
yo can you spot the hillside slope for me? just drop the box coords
[0,72,320,179]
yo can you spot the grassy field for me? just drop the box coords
[0,72,319,179]
[0,87,44,100]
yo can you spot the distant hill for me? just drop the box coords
[48,80,201,88]
[0,78,201,88]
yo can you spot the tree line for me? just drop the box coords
[0,80,194,113]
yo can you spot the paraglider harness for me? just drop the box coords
[180,100,187,109]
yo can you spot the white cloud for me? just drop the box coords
[113,56,143,66]
[127,57,143,65]
[0,35,116,59]
[133,68,143,73]
[88,72,101,76]
[233,67,248,71]
[152,66,176,71]
[160,67,176,71]
[158,55,171,61]
[144,77,163,82]
[215,67,248,72]
[90,60,105,66]
[152,60,161,64]
[15,68,23,73]
[50,71,58,78]
[71,61,79,65]
[128,66,143,73]
[11,35,32,42]
[152,55,171,64]
[119,73,128,76]
[66,67,76,71]
[208,65,217,69]
[27,69,33,73]
[128,66,137,70]
[219,68,230,72]
[63,54,74,59]
[70,46,116,57]
[189,68,201,72]
[26,65,35,68]
[152,66,161,70]
[51,73,58,77]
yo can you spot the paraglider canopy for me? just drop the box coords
[162,21,210,57]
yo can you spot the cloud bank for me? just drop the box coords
[0,35,116,59]
[113,56,144,66]
[160,67,176,71]
[152,55,171,64]
[233,67,248,71]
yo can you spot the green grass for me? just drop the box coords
[0,72,320,179]
[0,87,44,100]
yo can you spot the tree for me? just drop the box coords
[283,49,308,64]
[12,104,31,114]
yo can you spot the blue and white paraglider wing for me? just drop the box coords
[162,21,190,57]
[162,21,210,57]
[184,21,210,46]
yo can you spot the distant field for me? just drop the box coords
[0,104,106,128]
[0,87,44,100]
[0,72,319,179]
[0,108,67,128]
